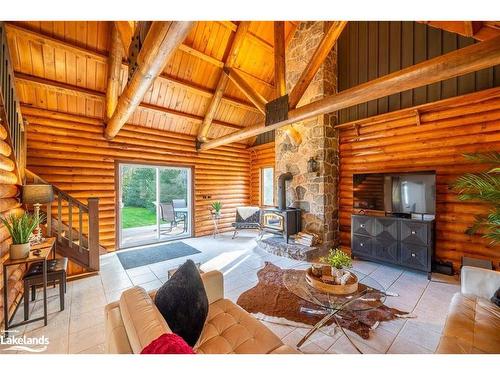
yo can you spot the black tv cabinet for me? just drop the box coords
[351,214,434,280]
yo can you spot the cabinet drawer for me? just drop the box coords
[352,235,373,257]
[374,217,399,241]
[352,216,374,237]
[401,221,429,246]
[401,243,429,271]
[374,238,399,263]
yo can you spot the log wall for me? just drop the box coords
[249,142,275,206]
[0,121,23,328]
[338,88,500,271]
[23,106,251,251]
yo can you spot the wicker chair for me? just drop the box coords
[231,207,261,239]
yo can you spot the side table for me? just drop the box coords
[2,237,56,337]
[210,212,221,238]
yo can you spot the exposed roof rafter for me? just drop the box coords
[200,34,500,150]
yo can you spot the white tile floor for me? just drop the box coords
[1,230,459,354]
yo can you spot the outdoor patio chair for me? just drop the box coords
[159,203,184,233]
[172,198,188,231]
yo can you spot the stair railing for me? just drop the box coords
[26,170,100,271]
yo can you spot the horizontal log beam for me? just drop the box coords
[200,34,500,151]
[15,73,244,131]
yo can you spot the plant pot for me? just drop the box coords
[10,242,30,260]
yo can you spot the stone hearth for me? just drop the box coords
[275,21,340,251]
[255,236,320,262]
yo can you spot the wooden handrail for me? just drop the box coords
[25,169,100,271]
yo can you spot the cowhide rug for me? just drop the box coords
[237,262,412,339]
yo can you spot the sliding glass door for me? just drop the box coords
[118,163,192,249]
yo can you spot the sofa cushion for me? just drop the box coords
[154,259,209,346]
[141,333,195,354]
[119,286,171,354]
[195,298,298,354]
[436,292,500,354]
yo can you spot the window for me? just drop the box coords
[261,167,274,206]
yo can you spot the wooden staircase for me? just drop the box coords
[1,21,101,276]
[25,170,101,273]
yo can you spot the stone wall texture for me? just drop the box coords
[275,21,340,248]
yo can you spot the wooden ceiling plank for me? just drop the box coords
[104,21,195,139]
[200,34,500,150]
[105,23,123,122]
[5,22,261,114]
[118,21,221,76]
[288,21,347,109]
[197,21,251,142]
[15,72,244,132]
[274,21,286,98]
[178,43,224,68]
[225,67,267,114]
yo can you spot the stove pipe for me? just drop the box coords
[277,172,293,210]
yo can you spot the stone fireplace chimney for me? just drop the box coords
[275,21,339,249]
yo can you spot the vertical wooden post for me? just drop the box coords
[274,21,287,99]
[57,195,62,243]
[105,23,123,123]
[78,207,83,253]
[87,197,100,271]
[68,201,72,246]
[46,202,52,237]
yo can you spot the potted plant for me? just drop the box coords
[1,212,41,259]
[320,248,353,280]
[210,201,222,218]
[453,152,500,246]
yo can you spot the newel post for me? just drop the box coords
[87,197,100,271]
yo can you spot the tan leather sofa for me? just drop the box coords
[105,270,298,354]
[436,266,500,354]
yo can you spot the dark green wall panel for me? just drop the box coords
[337,21,500,124]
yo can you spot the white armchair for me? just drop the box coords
[461,266,500,300]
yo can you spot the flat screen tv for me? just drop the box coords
[353,172,436,216]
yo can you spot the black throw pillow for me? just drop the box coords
[492,287,500,307]
[154,260,208,347]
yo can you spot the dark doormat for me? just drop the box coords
[117,241,201,270]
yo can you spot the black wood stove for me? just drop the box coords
[261,173,301,243]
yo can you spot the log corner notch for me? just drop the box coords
[104,21,195,140]
[199,33,500,151]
